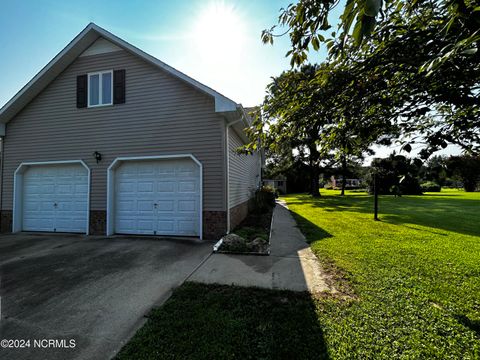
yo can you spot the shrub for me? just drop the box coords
[421,181,441,192]
[254,186,276,213]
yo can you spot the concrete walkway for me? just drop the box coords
[190,201,335,294]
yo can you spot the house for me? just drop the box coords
[330,176,362,189]
[263,178,287,194]
[0,23,261,240]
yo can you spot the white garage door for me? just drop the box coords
[22,164,89,233]
[114,159,200,236]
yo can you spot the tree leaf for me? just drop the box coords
[361,16,377,38]
[352,17,364,45]
[364,0,382,17]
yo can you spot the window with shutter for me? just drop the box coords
[77,69,124,108]
[87,70,113,107]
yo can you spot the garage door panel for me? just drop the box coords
[40,201,55,211]
[118,200,135,211]
[138,181,154,193]
[118,181,135,193]
[138,200,154,211]
[24,184,41,195]
[115,219,136,233]
[75,184,89,194]
[157,200,174,211]
[156,220,175,232]
[178,220,196,234]
[178,200,196,212]
[55,218,85,233]
[114,158,200,236]
[157,181,175,193]
[138,163,155,175]
[178,181,196,193]
[22,163,88,233]
[137,220,155,231]
[157,165,175,175]
[56,184,74,194]
[24,201,40,211]
[24,218,54,232]
[37,184,55,194]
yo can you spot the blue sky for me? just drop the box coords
[0,0,341,108]
[0,0,461,159]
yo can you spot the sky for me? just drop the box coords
[0,0,334,108]
[0,0,461,161]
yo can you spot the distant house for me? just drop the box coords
[0,23,262,240]
[263,178,287,194]
[330,177,362,189]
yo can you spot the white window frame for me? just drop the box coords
[87,70,113,107]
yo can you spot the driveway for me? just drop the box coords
[0,233,212,360]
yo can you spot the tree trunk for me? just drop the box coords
[311,166,320,197]
[309,144,321,197]
[341,154,347,196]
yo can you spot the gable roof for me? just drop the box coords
[0,23,243,125]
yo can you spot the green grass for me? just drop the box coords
[284,189,480,359]
[116,189,479,359]
[116,282,328,360]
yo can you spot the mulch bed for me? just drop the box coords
[215,207,274,255]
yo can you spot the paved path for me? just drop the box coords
[190,201,335,294]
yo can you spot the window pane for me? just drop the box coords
[89,74,99,106]
[102,72,112,104]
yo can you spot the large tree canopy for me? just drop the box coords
[259,0,480,157]
[262,0,480,69]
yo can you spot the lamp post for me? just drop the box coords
[374,171,379,221]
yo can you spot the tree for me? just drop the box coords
[369,154,423,195]
[420,156,448,186]
[341,0,480,157]
[262,143,312,193]
[262,0,480,156]
[446,155,480,191]
[248,64,337,197]
[262,0,480,70]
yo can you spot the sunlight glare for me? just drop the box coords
[192,2,247,58]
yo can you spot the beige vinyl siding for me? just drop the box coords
[2,49,226,211]
[228,128,261,208]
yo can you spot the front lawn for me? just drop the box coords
[285,189,480,359]
[116,282,328,359]
[116,189,479,359]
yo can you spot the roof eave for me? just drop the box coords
[0,22,240,124]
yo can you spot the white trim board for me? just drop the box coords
[106,154,203,239]
[12,160,91,234]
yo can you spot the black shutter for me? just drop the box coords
[113,69,126,104]
[76,75,87,108]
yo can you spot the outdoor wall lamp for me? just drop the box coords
[93,151,102,163]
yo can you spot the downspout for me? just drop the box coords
[225,115,247,234]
